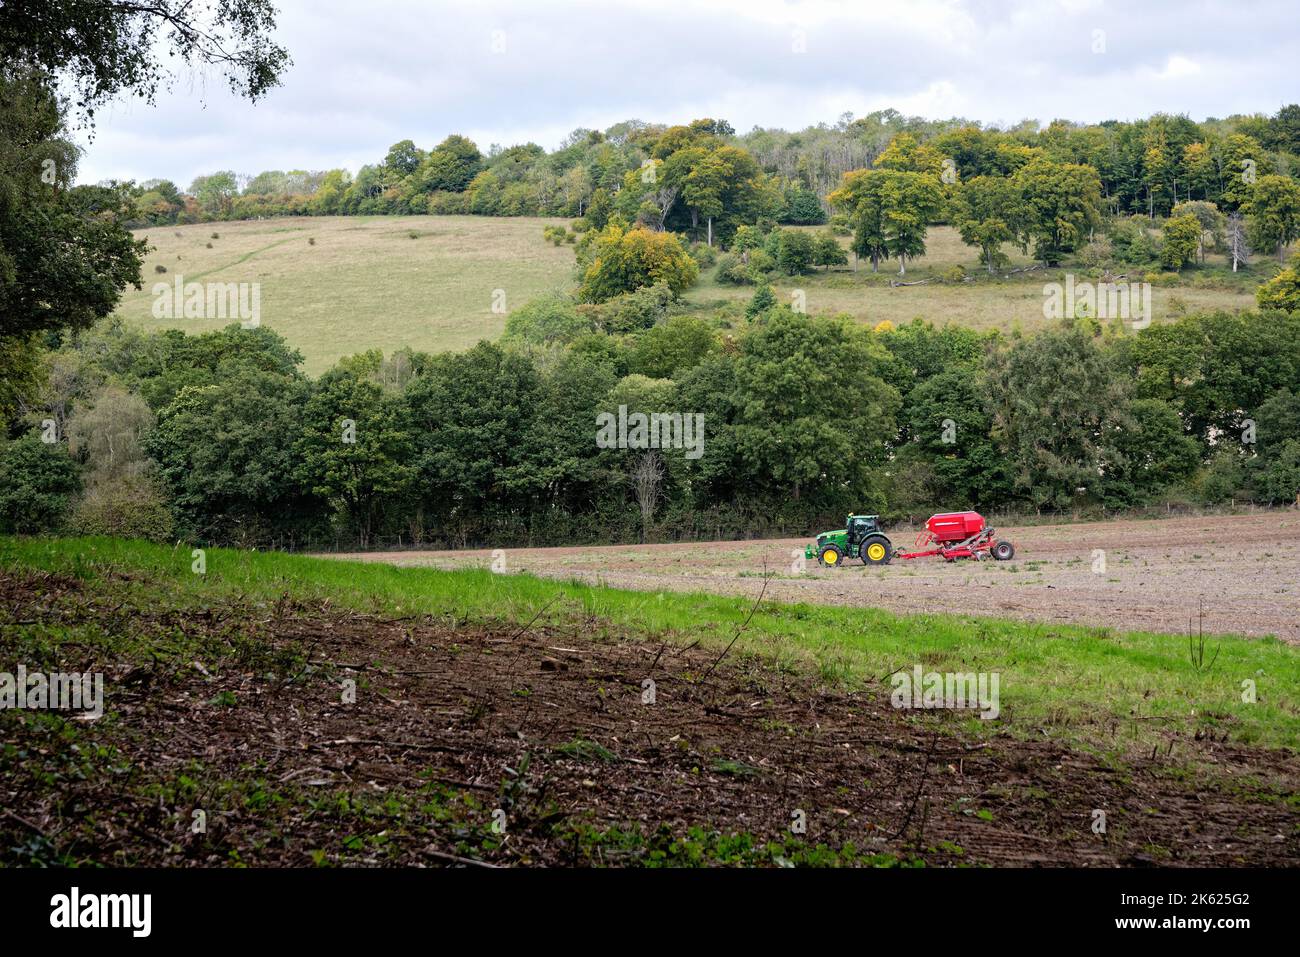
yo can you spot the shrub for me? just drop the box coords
[599,282,675,334]
[689,242,717,269]
[747,248,777,275]
[746,285,776,318]
[69,472,175,541]
[0,435,81,534]
[715,253,754,285]
[502,293,592,346]
[777,230,817,275]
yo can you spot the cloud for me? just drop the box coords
[72,0,1299,186]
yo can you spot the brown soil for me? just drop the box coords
[3,569,1296,867]
[336,512,1300,642]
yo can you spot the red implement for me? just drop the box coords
[895,511,1015,562]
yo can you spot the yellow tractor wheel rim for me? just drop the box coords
[867,543,886,561]
[824,550,838,565]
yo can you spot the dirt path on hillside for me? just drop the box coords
[331,512,1300,643]
[3,569,1296,867]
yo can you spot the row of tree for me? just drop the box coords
[123,105,1300,243]
[5,305,1299,549]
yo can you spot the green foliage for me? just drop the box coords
[1125,310,1300,441]
[405,343,543,528]
[0,435,80,533]
[714,253,756,285]
[595,281,676,334]
[146,369,313,542]
[1257,439,1300,503]
[1160,214,1202,270]
[746,285,776,317]
[294,368,416,546]
[1245,174,1300,261]
[503,294,592,346]
[1100,398,1201,505]
[781,184,826,224]
[416,135,484,193]
[775,229,816,275]
[68,472,174,542]
[984,324,1130,508]
[0,0,290,117]
[728,310,899,505]
[812,232,848,269]
[628,316,716,378]
[828,168,943,273]
[1108,217,1159,265]
[1011,158,1102,264]
[0,69,146,341]
[950,176,1026,272]
[1255,251,1300,312]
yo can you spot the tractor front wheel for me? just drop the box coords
[817,543,844,568]
[992,540,1015,561]
[860,535,892,565]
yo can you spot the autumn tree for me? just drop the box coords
[1012,158,1102,264]
[576,225,698,302]
[951,175,1026,272]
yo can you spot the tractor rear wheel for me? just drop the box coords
[860,535,892,565]
[992,540,1015,561]
[817,543,843,568]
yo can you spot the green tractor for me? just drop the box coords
[804,514,893,568]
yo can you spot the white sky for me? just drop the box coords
[73,0,1300,188]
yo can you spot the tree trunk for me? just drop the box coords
[707,217,712,247]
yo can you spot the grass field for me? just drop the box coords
[120,216,574,374]
[688,224,1261,331]
[116,217,1263,373]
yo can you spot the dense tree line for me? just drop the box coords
[124,105,1300,239]
[5,304,1300,549]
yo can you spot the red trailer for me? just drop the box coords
[894,511,1016,562]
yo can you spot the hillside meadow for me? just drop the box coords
[115,216,1261,372]
[119,215,574,374]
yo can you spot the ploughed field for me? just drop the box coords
[3,562,1297,867]
[336,512,1300,644]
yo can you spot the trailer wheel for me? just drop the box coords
[818,543,843,567]
[859,535,892,565]
[992,540,1015,561]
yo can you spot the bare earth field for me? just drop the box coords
[333,512,1300,643]
[4,568,1295,866]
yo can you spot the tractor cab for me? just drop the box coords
[845,514,879,552]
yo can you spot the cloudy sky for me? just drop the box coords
[74,0,1299,187]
